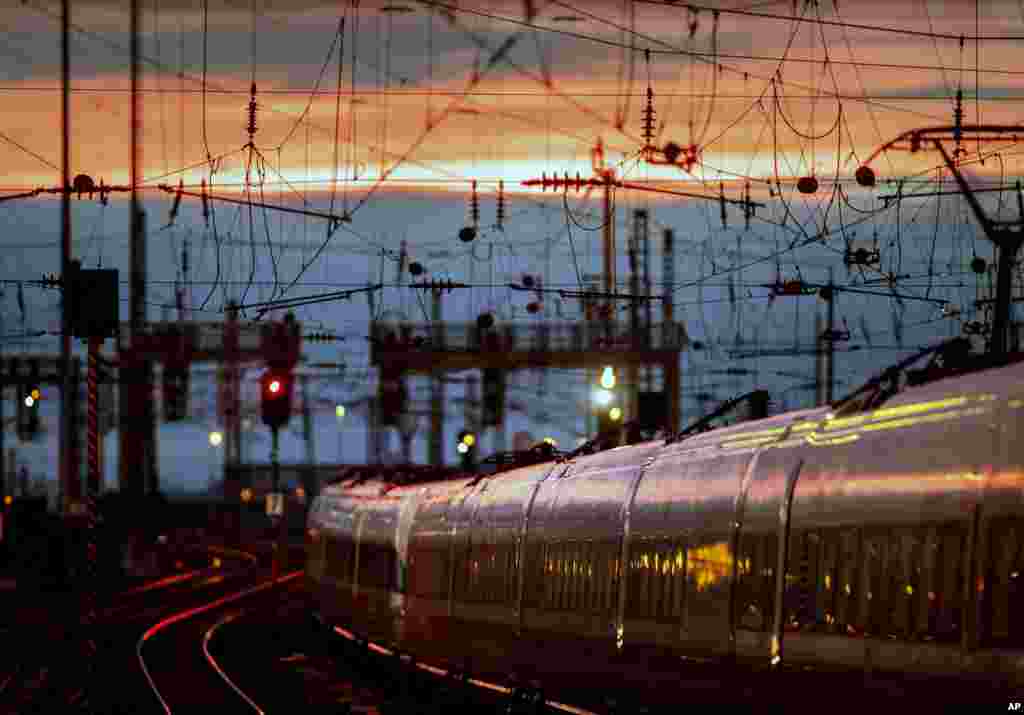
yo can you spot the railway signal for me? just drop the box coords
[260,370,293,430]
[458,430,477,471]
[17,383,41,442]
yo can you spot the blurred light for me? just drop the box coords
[600,366,616,390]
[209,431,223,447]
[543,437,557,446]
[212,557,222,568]
[240,488,253,503]
[609,407,623,421]
[461,432,476,447]
[241,418,253,430]
[174,560,183,569]
[23,395,34,408]
[30,388,40,401]
[295,486,306,500]
[268,379,281,394]
[457,442,469,455]
[336,405,346,418]
[594,389,613,407]
[3,495,10,506]
[157,534,168,544]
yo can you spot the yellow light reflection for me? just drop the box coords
[686,542,733,592]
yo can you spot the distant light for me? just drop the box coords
[23,395,34,408]
[212,557,222,568]
[295,486,306,500]
[609,406,623,422]
[209,431,223,447]
[240,487,253,503]
[30,388,40,401]
[3,495,10,506]
[600,366,616,390]
[543,437,557,446]
[594,389,613,407]
[336,405,346,418]
[457,442,470,455]
[268,379,282,394]
[461,432,476,447]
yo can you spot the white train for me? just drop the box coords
[306,350,1023,709]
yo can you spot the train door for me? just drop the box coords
[770,458,804,666]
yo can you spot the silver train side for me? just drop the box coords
[305,362,1024,708]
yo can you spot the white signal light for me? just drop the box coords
[600,366,616,390]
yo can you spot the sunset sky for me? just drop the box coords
[4,1,1024,493]
[3,0,1024,195]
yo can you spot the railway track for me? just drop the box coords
[136,570,303,713]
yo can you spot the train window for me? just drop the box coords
[814,530,838,633]
[579,541,589,611]
[671,542,686,619]
[593,541,617,613]
[861,530,888,636]
[783,530,822,632]
[834,528,861,634]
[884,528,921,639]
[984,518,1024,648]
[571,541,582,610]
[554,541,566,609]
[626,538,651,618]
[735,533,776,632]
[927,524,964,643]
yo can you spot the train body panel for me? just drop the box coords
[307,364,1024,706]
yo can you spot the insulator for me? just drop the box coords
[409,261,425,277]
[719,183,727,228]
[522,274,535,289]
[496,180,505,229]
[470,179,479,226]
[744,181,752,230]
[855,165,876,187]
[642,87,656,147]
[458,226,477,243]
[247,82,258,140]
[169,179,183,225]
[797,176,819,194]
[953,88,964,146]
[971,256,987,274]
[201,179,209,225]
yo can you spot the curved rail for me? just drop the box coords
[137,571,302,714]
[202,609,264,714]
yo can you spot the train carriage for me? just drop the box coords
[307,357,1024,709]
